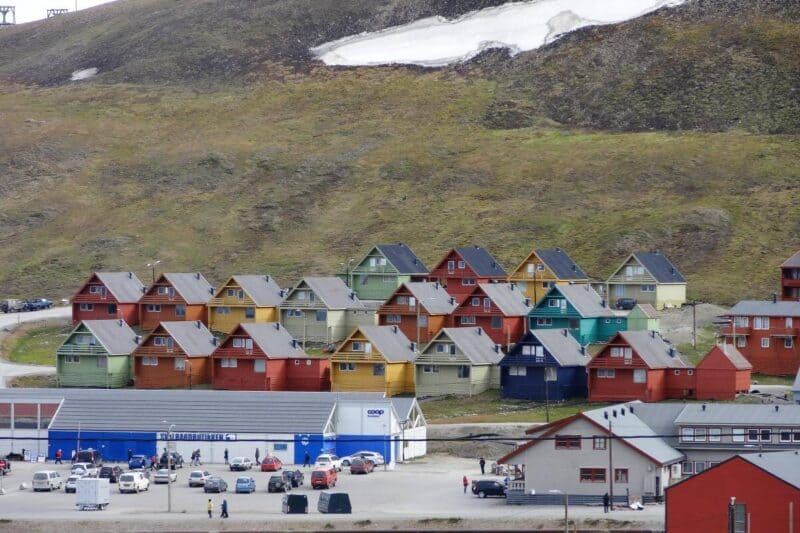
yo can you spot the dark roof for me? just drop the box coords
[536,248,588,280]
[633,252,686,283]
[375,244,428,274]
[454,246,507,277]
[782,250,800,268]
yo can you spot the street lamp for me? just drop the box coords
[146,260,161,285]
[162,421,175,513]
[341,258,355,288]
[548,490,569,533]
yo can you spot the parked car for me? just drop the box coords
[314,454,343,472]
[153,469,178,484]
[24,298,53,311]
[76,449,102,465]
[310,467,337,489]
[267,474,291,493]
[282,469,304,488]
[204,477,228,493]
[71,462,98,477]
[188,470,211,487]
[128,454,148,470]
[159,452,184,469]
[260,455,282,472]
[0,300,25,313]
[340,450,385,466]
[98,465,123,483]
[0,459,10,475]
[471,479,507,498]
[349,457,375,475]
[118,472,150,493]
[32,470,63,491]
[64,474,83,493]
[615,297,637,310]
[235,476,256,494]
[229,457,253,471]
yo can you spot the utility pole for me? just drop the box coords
[163,422,175,513]
[544,366,550,423]
[564,492,569,533]
[147,260,161,285]
[608,417,614,511]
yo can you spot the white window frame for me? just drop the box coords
[385,314,401,324]
[174,358,186,371]
[254,359,266,373]
[785,337,794,349]
[708,428,721,442]
[146,304,161,313]
[142,356,158,366]
[632,369,646,384]
[761,337,770,348]
[754,316,770,330]
[681,428,694,442]
[460,316,476,325]
[65,354,80,364]
[79,303,93,311]
[351,341,364,352]
[732,428,745,442]
[471,297,480,307]
[462,278,476,286]
[339,362,356,372]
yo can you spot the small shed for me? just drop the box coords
[695,345,752,401]
[626,304,660,333]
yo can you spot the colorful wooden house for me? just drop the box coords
[377,282,457,345]
[330,325,416,396]
[207,275,284,334]
[695,345,752,400]
[414,327,503,398]
[626,304,661,333]
[139,273,214,330]
[211,322,329,391]
[345,243,429,301]
[719,299,800,375]
[507,247,589,303]
[451,283,531,348]
[587,331,690,403]
[133,321,217,389]
[781,250,800,301]
[56,320,139,388]
[71,272,146,325]
[500,329,590,401]
[528,284,624,345]
[278,277,375,345]
[426,246,507,304]
[606,251,686,310]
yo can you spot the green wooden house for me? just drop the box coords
[528,284,626,345]
[56,320,140,388]
[344,243,429,301]
[626,304,661,333]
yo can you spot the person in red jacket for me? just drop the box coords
[463,475,469,494]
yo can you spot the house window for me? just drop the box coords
[351,342,364,352]
[216,307,230,315]
[548,299,559,308]
[681,428,695,442]
[79,303,93,311]
[460,316,476,325]
[435,344,446,353]
[89,285,102,294]
[142,356,158,366]
[681,461,694,475]
[786,317,793,328]
[687,369,694,376]
[287,309,303,317]
[175,304,186,317]
[780,429,792,442]
[545,367,557,381]
[422,365,439,374]
[633,369,646,384]
[75,334,94,345]
[157,286,169,295]
[483,298,491,309]
[273,443,288,451]
[733,316,749,328]
[731,503,747,533]
[674,369,681,376]
[593,437,607,450]
[382,276,394,283]
[641,285,656,292]
[760,429,771,442]
[447,260,455,273]
[65,354,80,364]
[521,345,533,356]
[536,318,553,326]
[418,314,428,327]
[747,429,759,442]
[254,359,265,373]
[339,363,355,372]
[94,355,107,369]
[244,307,255,319]
[227,288,236,297]
[397,296,409,305]
[457,260,465,269]
[597,368,616,378]
[509,366,527,376]
[457,366,471,379]
[107,304,117,315]
[610,347,621,357]
[753,316,770,330]
[537,264,546,272]
[373,364,385,376]
[761,337,770,348]
[146,304,161,313]
[785,338,794,349]
[490,316,502,330]
[471,297,480,307]
[709,428,721,442]
[555,436,581,450]
[174,358,186,371]
[232,338,245,348]
[386,314,401,324]
[220,358,238,368]
[694,428,707,442]
[462,278,476,286]
[315,310,327,322]
[614,469,628,483]
[732,428,745,442]
[694,462,706,474]
[579,468,605,483]
[793,430,800,442]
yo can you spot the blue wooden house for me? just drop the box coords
[500,329,590,401]
[528,284,626,345]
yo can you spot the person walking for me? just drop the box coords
[603,492,610,513]
[127,448,133,462]
[479,457,486,475]
[255,448,260,466]
[55,449,63,464]
[70,449,76,464]
[150,454,157,471]
[224,448,229,466]
[463,475,469,494]
[196,449,202,466]
[303,450,311,468]
[221,499,229,519]
[207,499,213,519]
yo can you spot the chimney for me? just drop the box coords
[629,405,634,414]
[275,323,280,330]
[702,404,706,411]
[196,320,201,329]
[292,339,298,348]
[555,247,561,252]
[580,346,586,356]
[128,272,133,279]
[612,409,617,418]
[509,284,514,291]
[349,291,355,300]
[563,329,568,337]
[195,272,201,280]
[435,282,440,289]
[393,325,398,334]
[141,287,146,294]
[601,299,607,308]
[279,289,286,297]
[651,330,655,338]
[410,342,417,352]
[212,337,218,346]
[449,297,455,305]
[494,344,500,353]
[477,328,482,336]
[772,293,778,304]
[118,319,123,327]
[209,287,215,294]
[524,298,531,307]
[621,408,625,416]
[265,275,270,283]
[775,405,780,412]
[491,261,497,269]
[668,347,675,357]
[134,335,142,344]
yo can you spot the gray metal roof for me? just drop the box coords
[359,325,417,363]
[633,252,686,283]
[530,329,589,367]
[781,250,800,268]
[404,282,458,315]
[583,404,684,465]
[618,331,688,369]
[553,284,616,317]
[158,321,217,357]
[728,300,800,317]
[290,277,366,310]
[674,403,800,426]
[390,397,417,421]
[95,272,146,303]
[536,248,588,280]
[701,345,752,370]
[625,402,688,447]
[454,246,507,277]
[430,328,504,365]
[162,273,214,304]
[80,320,139,355]
[739,451,800,489]
[239,323,306,359]
[478,283,531,316]
[375,244,429,274]
[230,275,285,307]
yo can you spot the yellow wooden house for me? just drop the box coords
[508,247,589,303]
[330,325,417,397]
[207,275,285,334]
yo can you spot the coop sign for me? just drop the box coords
[366,409,385,418]
[159,432,237,442]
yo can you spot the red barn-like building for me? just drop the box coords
[139,273,214,330]
[695,345,752,400]
[133,321,216,389]
[71,272,145,325]
[450,283,531,348]
[666,451,800,533]
[427,246,507,304]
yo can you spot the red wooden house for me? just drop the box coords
[781,250,800,301]
[451,283,531,348]
[139,273,214,330]
[427,246,507,304]
[666,451,800,533]
[377,282,457,345]
[212,322,329,392]
[695,345,752,400]
[71,272,145,325]
[588,330,690,403]
[133,321,217,389]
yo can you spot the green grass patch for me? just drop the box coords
[677,326,717,365]
[751,374,794,386]
[7,374,58,388]
[1,324,71,365]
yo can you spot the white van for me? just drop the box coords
[33,470,63,491]
[118,472,150,493]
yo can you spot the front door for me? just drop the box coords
[655,475,661,498]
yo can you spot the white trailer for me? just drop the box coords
[75,478,110,511]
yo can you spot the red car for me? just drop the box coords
[260,456,282,472]
[349,458,375,475]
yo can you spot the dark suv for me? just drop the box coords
[615,298,637,310]
[159,452,184,470]
[471,480,507,498]
[99,465,123,483]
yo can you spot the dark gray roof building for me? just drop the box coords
[536,248,588,280]
[375,243,429,274]
[454,246,507,277]
[633,252,686,283]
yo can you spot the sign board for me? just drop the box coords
[157,432,237,442]
[366,409,385,418]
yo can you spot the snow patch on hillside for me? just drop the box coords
[70,68,98,81]
[311,0,687,67]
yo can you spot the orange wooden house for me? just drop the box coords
[133,321,217,389]
[377,282,457,345]
[139,273,214,330]
[695,345,752,400]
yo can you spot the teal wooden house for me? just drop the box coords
[344,243,429,301]
[56,320,140,388]
[528,284,626,345]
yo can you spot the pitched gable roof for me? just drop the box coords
[477,283,531,316]
[295,277,366,310]
[375,243,428,274]
[358,325,417,363]
[739,451,800,489]
[728,300,800,317]
[632,252,686,283]
[530,329,589,367]
[431,327,503,365]
[161,273,214,304]
[402,282,458,315]
[238,323,306,359]
[633,303,659,318]
[158,321,217,356]
[616,330,688,369]
[699,345,752,370]
[781,250,800,268]
[95,272,146,303]
[228,275,284,307]
[453,246,507,277]
[80,320,139,355]
[550,284,615,318]
[536,248,588,280]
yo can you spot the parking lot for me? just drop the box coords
[0,456,665,531]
